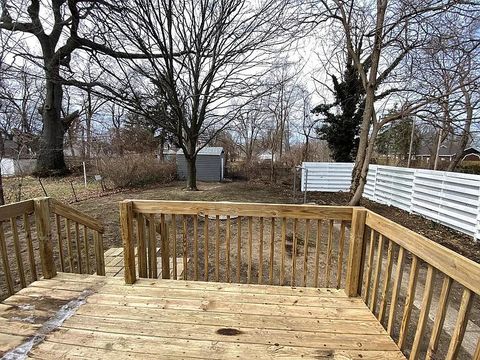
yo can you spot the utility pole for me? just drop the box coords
[407,117,415,168]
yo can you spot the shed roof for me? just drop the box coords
[176,147,224,156]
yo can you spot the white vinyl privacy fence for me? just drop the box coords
[301,162,480,240]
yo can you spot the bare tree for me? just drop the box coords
[317,0,479,205]
[86,0,301,190]
[0,0,173,175]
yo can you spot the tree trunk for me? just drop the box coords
[0,135,5,205]
[35,69,68,176]
[158,131,165,161]
[185,155,198,190]
[351,88,375,192]
[86,91,92,159]
[349,124,379,205]
[447,86,472,172]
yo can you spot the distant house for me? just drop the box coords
[176,147,225,182]
[257,151,277,162]
[462,147,480,161]
[1,136,36,176]
[413,143,480,163]
[413,144,457,162]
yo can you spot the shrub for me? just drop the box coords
[99,155,176,188]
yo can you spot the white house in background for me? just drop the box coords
[0,137,36,176]
[257,151,277,162]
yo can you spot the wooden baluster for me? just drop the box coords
[280,217,286,285]
[411,265,435,359]
[445,288,474,360]
[378,240,394,323]
[205,215,209,281]
[24,214,37,281]
[369,234,384,313]
[314,219,322,288]
[137,213,147,278]
[160,214,170,279]
[258,217,264,285]
[426,275,452,358]
[247,216,253,283]
[474,337,480,360]
[398,255,419,350]
[172,214,177,279]
[94,232,105,276]
[119,201,135,284]
[33,198,56,279]
[363,230,376,303]
[65,218,74,272]
[10,217,26,288]
[336,221,346,289]
[387,246,405,335]
[302,219,310,287]
[148,214,157,278]
[226,215,231,283]
[0,222,14,295]
[236,216,242,283]
[74,222,82,273]
[193,215,198,281]
[269,218,275,285]
[182,215,187,280]
[83,225,90,274]
[325,219,333,288]
[215,215,220,282]
[54,214,64,272]
[291,218,298,286]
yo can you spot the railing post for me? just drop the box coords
[33,197,57,279]
[120,200,136,284]
[345,208,367,297]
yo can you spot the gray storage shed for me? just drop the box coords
[176,147,225,182]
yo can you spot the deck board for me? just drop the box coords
[104,247,186,279]
[0,273,405,359]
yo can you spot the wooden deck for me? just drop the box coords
[104,247,186,279]
[0,273,405,359]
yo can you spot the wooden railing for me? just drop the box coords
[0,197,105,298]
[358,210,480,360]
[120,201,480,359]
[120,200,354,287]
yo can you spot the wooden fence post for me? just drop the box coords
[120,200,136,284]
[345,208,367,297]
[33,198,57,279]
